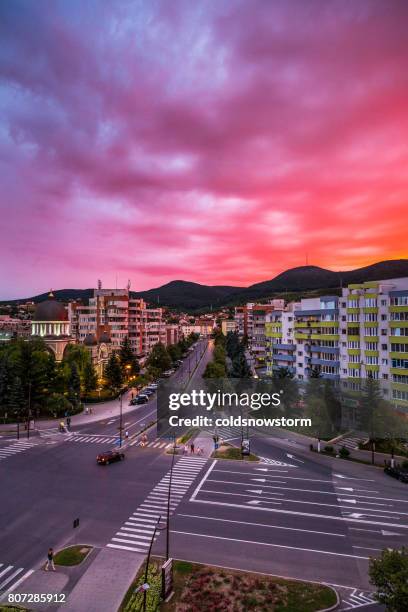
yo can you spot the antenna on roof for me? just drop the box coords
[98,279,102,290]
[115,274,118,290]
[127,279,131,291]
[306,252,309,266]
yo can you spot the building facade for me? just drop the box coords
[68,288,167,356]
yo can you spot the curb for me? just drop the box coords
[318,586,340,611]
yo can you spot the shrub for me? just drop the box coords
[339,446,350,458]
[324,445,334,453]
[44,394,74,418]
[402,460,408,471]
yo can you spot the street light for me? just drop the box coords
[166,433,176,561]
[119,392,123,448]
[142,515,166,612]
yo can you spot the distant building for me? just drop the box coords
[0,316,31,338]
[221,319,238,335]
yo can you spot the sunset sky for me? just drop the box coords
[1,0,408,299]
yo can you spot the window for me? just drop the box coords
[392,389,408,401]
[391,296,408,306]
[381,329,387,336]
[365,342,378,350]
[382,358,388,365]
[381,299,387,306]
[393,374,408,384]
[391,343,408,352]
[381,314,387,321]
[381,344,388,350]
[349,354,360,363]
[392,328,408,337]
[298,351,303,356]
[298,363,303,368]
[390,312,408,321]
[365,327,378,337]
[364,298,377,307]
[383,373,388,380]
[343,369,347,374]
[348,368,361,377]
[364,313,377,322]
[348,340,360,349]
[391,358,408,369]
[348,313,360,322]
[366,356,378,365]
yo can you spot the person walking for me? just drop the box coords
[45,548,56,571]
[125,430,129,440]
[85,406,89,415]
[190,442,195,454]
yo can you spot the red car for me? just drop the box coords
[97,450,125,465]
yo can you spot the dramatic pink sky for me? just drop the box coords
[1,0,408,299]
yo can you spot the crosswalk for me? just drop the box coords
[0,440,38,462]
[66,434,118,445]
[259,456,297,467]
[129,437,172,449]
[106,456,208,553]
[0,563,34,599]
[340,588,377,610]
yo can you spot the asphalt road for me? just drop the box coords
[0,340,211,596]
[0,341,401,611]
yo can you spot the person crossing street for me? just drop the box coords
[45,547,56,571]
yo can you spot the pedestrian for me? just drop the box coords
[45,548,56,571]
[89,406,93,414]
[190,442,195,454]
[197,446,203,456]
[85,406,89,415]
[125,430,129,440]
[183,444,188,455]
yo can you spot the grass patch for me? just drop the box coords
[54,545,92,566]
[211,443,259,462]
[120,559,336,611]
[177,429,198,445]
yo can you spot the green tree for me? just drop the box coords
[146,343,172,373]
[119,335,140,377]
[104,353,123,391]
[167,343,182,363]
[83,361,98,395]
[203,361,226,378]
[230,352,251,378]
[8,376,25,422]
[369,547,408,611]
[67,362,81,406]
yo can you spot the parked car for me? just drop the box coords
[384,465,408,482]
[142,388,155,396]
[97,450,125,465]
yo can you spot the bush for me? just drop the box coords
[402,460,408,471]
[44,394,74,418]
[324,445,334,453]
[124,562,161,612]
[369,547,408,612]
[339,446,350,458]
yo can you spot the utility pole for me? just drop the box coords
[142,515,164,612]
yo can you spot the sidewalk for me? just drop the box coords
[0,389,143,433]
[60,547,144,612]
[191,430,215,458]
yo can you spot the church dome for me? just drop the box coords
[34,292,68,322]
[84,334,97,346]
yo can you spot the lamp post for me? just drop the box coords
[119,391,123,448]
[166,433,176,561]
[142,515,166,612]
[27,381,32,440]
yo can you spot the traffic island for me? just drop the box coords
[211,442,259,462]
[54,545,93,566]
[120,558,338,611]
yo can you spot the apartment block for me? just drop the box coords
[221,319,238,335]
[69,288,167,356]
[338,278,408,413]
[235,300,286,362]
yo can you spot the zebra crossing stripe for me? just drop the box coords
[106,456,208,553]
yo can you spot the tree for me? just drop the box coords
[203,361,226,378]
[230,352,251,378]
[67,362,81,406]
[83,361,98,395]
[104,353,123,391]
[369,547,408,611]
[146,343,171,373]
[167,343,182,363]
[119,335,140,377]
[8,376,25,422]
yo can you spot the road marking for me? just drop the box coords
[170,530,370,560]
[333,474,374,482]
[190,498,408,530]
[177,513,346,538]
[286,453,304,463]
[190,461,217,501]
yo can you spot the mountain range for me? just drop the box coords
[3,259,408,310]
